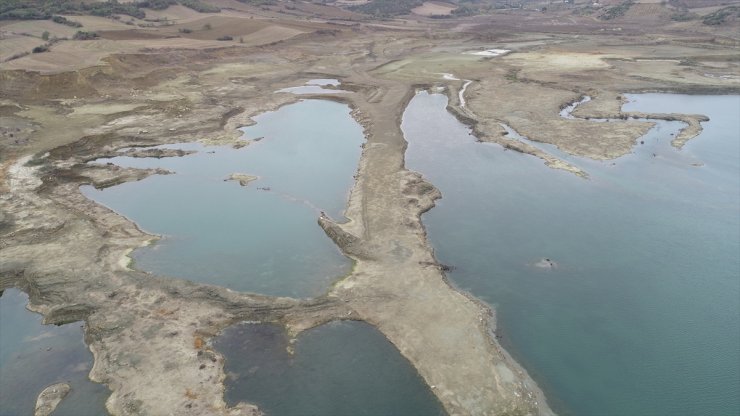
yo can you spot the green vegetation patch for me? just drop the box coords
[73,30,100,40]
[349,0,424,18]
[1,0,145,20]
[0,0,220,21]
[52,15,83,27]
[178,0,220,13]
[670,11,696,22]
[135,0,178,11]
[452,5,478,16]
[598,0,634,21]
[702,6,739,25]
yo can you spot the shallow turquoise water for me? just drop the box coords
[403,92,740,415]
[82,100,362,298]
[0,289,109,416]
[214,321,445,416]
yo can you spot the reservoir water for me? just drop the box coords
[403,92,740,415]
[214,320,445,416]
[82,100,362,298]
[0,289,109,415]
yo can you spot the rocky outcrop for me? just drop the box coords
[34,383,70,416]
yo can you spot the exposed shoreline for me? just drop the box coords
[1,87,552,414]
[318,80,554,414]
[1,13,738,415]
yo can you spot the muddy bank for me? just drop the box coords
[571,92,710,149]
[0,74,553,416]
[444,84,587,178]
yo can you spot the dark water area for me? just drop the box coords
[0,289,109,416]
[214,321,445,416]
[403,92,740,415]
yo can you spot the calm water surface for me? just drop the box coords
[0,289,109,416]
[214,321,445,416]
[403,92,740,415]
[82,100,362,298]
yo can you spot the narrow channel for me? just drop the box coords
[402,91,740,415]
[0,289,109,415]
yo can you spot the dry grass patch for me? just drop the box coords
[143,4,212,23]
[0,34,44,62]
[0,36,254,73]
[412,2,457,16]
[57,15,136,31]
[503,51,612,71]
[1,20,78,39]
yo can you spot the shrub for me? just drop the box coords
[52,15,83,27]
[702,6,739,25]
[599,0,634,20]
[32,44,49,53]
[6,51,30,61]
[73,30,99,40]
[179,0,220,13]
[452,5,477,16]
[216,35,233,41]
[349,0,423,17]
[135,0,178,10]
[0,0,272,21]
[671,11,695,21]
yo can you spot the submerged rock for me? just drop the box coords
[534,258,558,269]
[226,173,258,187]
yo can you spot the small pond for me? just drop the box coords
[82,100,363,298]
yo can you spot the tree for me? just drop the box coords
[41,30,50,40]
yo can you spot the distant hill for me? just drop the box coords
[0,0,220,21]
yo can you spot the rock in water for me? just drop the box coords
[226,173,258,187]
[35,382,71,416]
[534,257,558,269]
